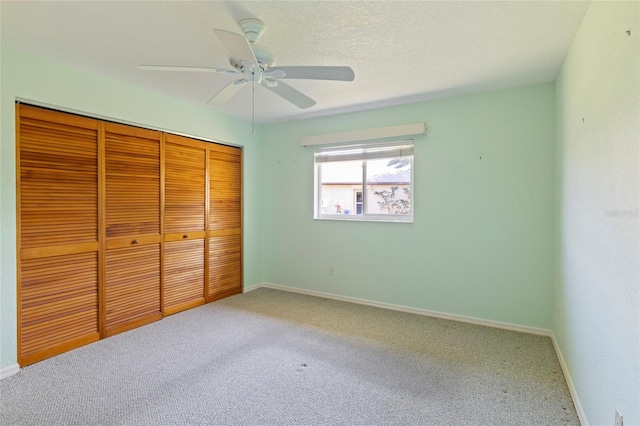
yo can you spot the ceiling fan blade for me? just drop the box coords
[207,79,246,105]
[266,66,355,81]
[138,65,238,74]
[262,79,316,109]
[213,29,258,67]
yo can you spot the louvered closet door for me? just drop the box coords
[104,122,162,337]
[17,105,100,366]
[163,134,207,315]
[208,144,242,302]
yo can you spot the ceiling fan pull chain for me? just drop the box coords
[252,75,255,135]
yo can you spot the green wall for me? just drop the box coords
[260,84,556,329]
[0,46,264,371]
[554,1,640,424]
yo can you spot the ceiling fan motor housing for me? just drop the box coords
[229,45,275,71]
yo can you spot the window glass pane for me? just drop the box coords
[365,158,411,215]
[319,160,362,215]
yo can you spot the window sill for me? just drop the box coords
[315,214,413,223]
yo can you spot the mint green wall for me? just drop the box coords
[554,2,639,425]
[0,47,264,370]
[260,84,556,329]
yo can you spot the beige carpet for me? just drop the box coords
[0,287,579,425]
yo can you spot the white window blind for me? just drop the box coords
[315,141,414,163]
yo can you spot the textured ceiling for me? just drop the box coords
[1,1,590,124]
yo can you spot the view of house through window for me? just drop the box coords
[315,141,413,222]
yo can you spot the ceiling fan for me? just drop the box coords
[139,18,355,110]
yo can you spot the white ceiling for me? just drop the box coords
[1,1,590,124]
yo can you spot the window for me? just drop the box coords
[314,141,413,222]
[354,190,363,215]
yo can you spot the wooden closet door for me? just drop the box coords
[208,144,242,302]
[163,134,207,315]
[103,122,162,337]
[17,105,100,366]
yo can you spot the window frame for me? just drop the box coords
[314,140,414,223]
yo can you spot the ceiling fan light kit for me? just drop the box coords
[139,17,354,112]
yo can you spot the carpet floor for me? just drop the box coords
[0,287,579,425]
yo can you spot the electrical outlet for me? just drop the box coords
[329,266,335,275]
[615,409,623,426]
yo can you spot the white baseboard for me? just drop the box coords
[0,364,21,380]
[551,333,588,426]
[246,282,552,336]
[243,282,264,293]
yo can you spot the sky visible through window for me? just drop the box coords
[320,159,410,184]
